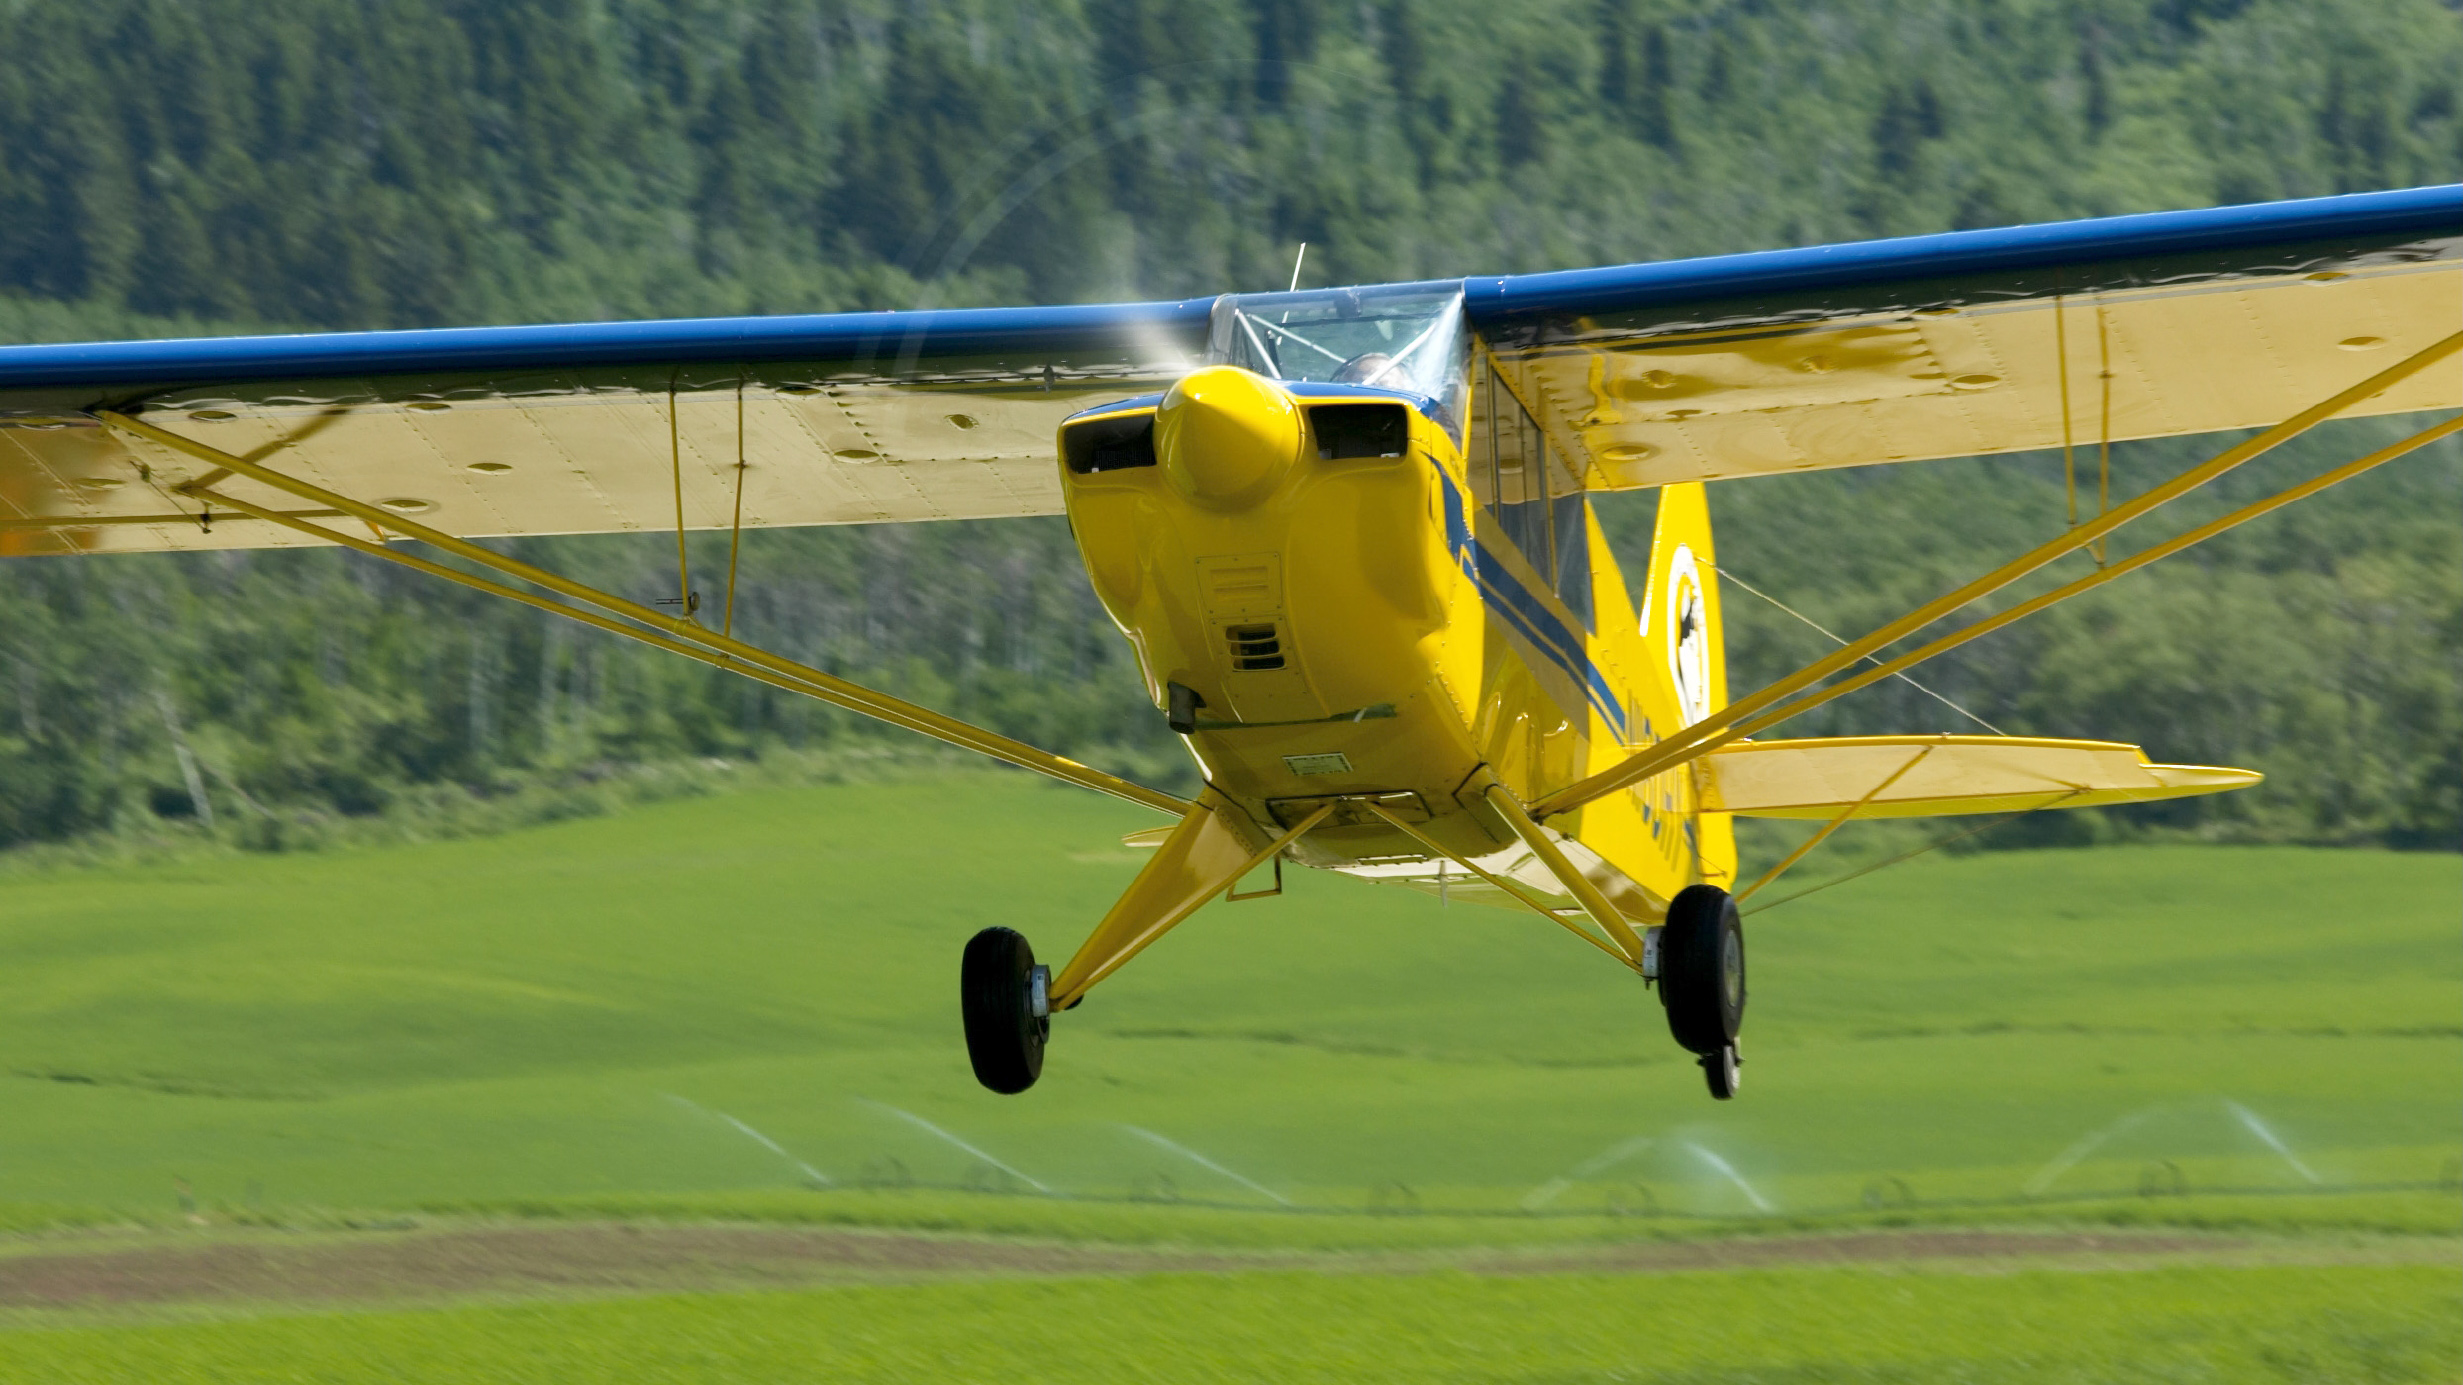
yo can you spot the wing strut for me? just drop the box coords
[1532,331,2463,820]
[1357,797,1642,970]
[1731,746,1933,904]
[99,411,1190,819]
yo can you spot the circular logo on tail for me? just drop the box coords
[1663,544,1711,726]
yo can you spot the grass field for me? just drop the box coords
[3,1265,2457,1384]
[2,772,2453,1222]
[0,772,2455,1379]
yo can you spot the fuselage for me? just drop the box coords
[1057,287,1735,922]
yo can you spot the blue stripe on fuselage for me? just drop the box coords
[1426,457,1629,741]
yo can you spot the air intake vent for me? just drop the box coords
[1225,623,1285,670]
[1310,403,1409,460]
[1061,412,1157,473]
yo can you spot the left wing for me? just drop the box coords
[1466,184,2462,491]
[0,301,1210,556]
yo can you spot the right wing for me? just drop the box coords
[0,300,1211,556]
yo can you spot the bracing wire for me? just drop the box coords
[1713,564,2006,734]
[1742,791,2085,916]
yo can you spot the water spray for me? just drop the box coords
[1521,1135,1656,1210]
[1121,1125,1291,1206]
[1680,1139,1775,1212]
[861,1100,1050,1193]
[662,1094,832,1186]
[2224,1100,2321,1184]
[2024,1108,2157,1195]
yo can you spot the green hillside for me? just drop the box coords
[1,775,2452,1225]
[0,0,2458,853]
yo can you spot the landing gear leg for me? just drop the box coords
[961,927,1048,1094]
[1659,884,1745,1100]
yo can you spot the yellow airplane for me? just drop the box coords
[3,186,2456,1099]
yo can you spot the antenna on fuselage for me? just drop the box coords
[1287,242,1308,292]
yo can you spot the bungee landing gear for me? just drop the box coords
[1658,883,1746,1100]
[960,926,1049,1094]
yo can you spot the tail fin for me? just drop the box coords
[1640,482,1725,730]
[1639,482,1734,887]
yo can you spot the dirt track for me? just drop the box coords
[0,1225,1254,1309]
[0,1223,2323,1313]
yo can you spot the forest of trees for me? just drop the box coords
[0,0,2457,854]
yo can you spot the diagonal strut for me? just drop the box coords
[1533,332,2463,819]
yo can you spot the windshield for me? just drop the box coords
[1208,282,1469,433]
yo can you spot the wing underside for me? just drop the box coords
[1473,188,2463,491]
[0,356,1196,558]
[3,187,2454,556]
[1702,735,2260,819]
[0,305,1213,557]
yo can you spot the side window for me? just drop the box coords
[1472,359,1594,630]
[1468,367,1498,509]
[1484,364,1552,568]
[1551,493,1593,631]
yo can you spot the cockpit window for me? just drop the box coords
[1207,282,1469,437]
[1470,363,1594,631]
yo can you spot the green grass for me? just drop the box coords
[1,1266,2455,1384]
[0,771,2454,1229]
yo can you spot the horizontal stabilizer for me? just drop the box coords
[1701,735,2258,819]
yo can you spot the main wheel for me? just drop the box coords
[961,927,1047,1094]
[1660,884,1744,1058]
[1701,1043,1741,1100]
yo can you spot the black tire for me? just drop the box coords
[961,927,1046,1094]
[1701,1043,1740,1100]
[1661,884,1744,1056]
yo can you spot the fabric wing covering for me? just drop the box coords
[0,185,2454,557]
[1469,184,2461,493]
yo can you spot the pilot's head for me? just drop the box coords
[1333,352,1395,385]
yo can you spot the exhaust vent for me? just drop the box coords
[1225,622,1285,670]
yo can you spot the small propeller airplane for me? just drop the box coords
[2,186,2456,1099]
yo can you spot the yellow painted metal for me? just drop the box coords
[1706,735,2261,820]
[102,411,1189,818]
[724,382,749,638]
[1532,331,2463,819]
[669,383,693,618]
[1479,783,1648,965]
[1500,257,2463,491]
[1225,853,1284,902]
[1732,746,1931,904]
[1357,797,1636,967]
[1047,795,1332,1008]
[1060,366,1716,929]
